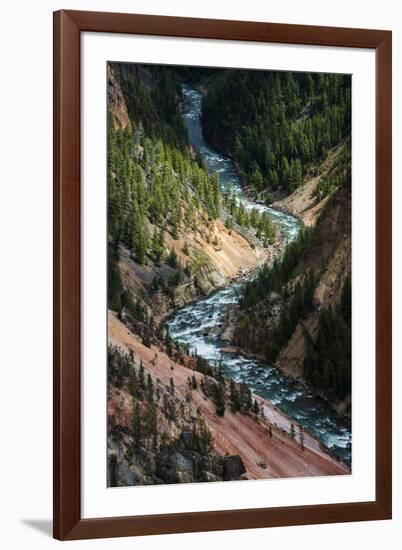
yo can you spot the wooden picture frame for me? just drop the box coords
[53,10,392,540]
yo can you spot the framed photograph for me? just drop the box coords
[53,10,392,540]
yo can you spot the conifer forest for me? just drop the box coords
[107,62,352,487]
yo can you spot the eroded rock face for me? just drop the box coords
[155,449,246,484]
[108,387,133,430]
[108,64,130,131]
[108,438,247,487]
[231,185,351,409]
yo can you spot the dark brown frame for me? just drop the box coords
[54,10,392,541]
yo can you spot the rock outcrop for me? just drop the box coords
[232,183,351,409]
[108,312,349,484]
[107,64,130,130]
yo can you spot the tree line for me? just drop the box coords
[315,147,351,201]
[111,63,188,150]
[303,275,351,401]
[202,69,351,196]
[107,119,222,310]
[264,270,316,362]
[223,189,276,245]
[239,225,314,310]
[108,63,280,313]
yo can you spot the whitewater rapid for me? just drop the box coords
[167,83,351,466]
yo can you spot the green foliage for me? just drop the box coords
[107,63,230,314]
[315,161,351,200]
[240,225,314,310]
[121,290,145,322]
[111,63,188,150]
[303,275,351,401]
[182,241,190,255]
[107,119,224,307]
[146,373,154,402]
[108,122,223,251]
[235,224,317,365]
[229,378,253,414]
[166,248,178,268]
[189,417,213,454]
[168,270,182,289]
[108,345,133,387]
[223,190,277,246]
[229,379,242,412]
[143,402,158,450]
[188,375,198,390]
[202,70,351,194]
[132,400,143,449]
[215,383,226,417]
[194,355,214,377]
[264,270,316,362]
[151,227,166,266]
[315,177,336,200]
[108,242,123,312]
[107,64,288,310]
[190,249,209,274]
[129,365,139,399]
[240,382,253,412]
[252,399,260,415]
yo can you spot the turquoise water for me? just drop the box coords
[167,84,351,466]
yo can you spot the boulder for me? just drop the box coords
[210,455,225,478]
[174,452,193,473]
[115,462,139,486]
[223,455,246,480]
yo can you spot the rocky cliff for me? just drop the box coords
[106,63,351,484]
[107,63,271,322]
[108,312,349,485]
[232,181,351,412]
[273,142,350,226]
[107,64,130,130]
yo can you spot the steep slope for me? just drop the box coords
[201,69,351,202]
[108,63,275,322]
[108,312,348,484]
[107,63,350,484]
[276,185,351,376]
[118,214,269,322]
[107,64,130,130]
[107,63,320,483]
[273,141,350,226]
[232,182,351,411]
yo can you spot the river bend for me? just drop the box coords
[167,84,351,466]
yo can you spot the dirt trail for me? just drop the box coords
[109,312,349,479]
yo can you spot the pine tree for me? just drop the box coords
[182,241,190,256]
[146,373,154,402]
[144,403,158,450]
[129,366,138,399]
[252,399,260,415]
[167,248,178,268]
[139,361,145,392]
[132,400,143,449]
[215,382,226,417]
[299,424,305,450]
[229,379,241,412]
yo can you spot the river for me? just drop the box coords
[167,83,351,466]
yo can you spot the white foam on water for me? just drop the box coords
[166,83,352,465]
